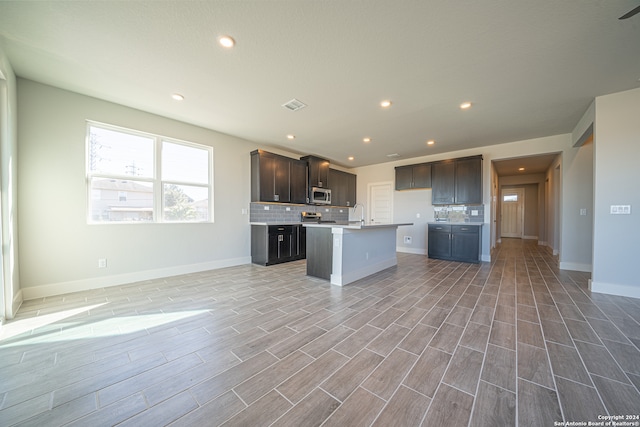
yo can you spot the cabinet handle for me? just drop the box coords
[278,235,284,242]
[461,227,468,231]
[274,194,279,201]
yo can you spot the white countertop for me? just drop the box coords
[428,222,485,226]
[303,221,413,230]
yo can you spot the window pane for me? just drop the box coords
[162,141,209,184]
[503,194,518,202]
[90,178,154,222]
[89,126,154,178]
[163,184,209,222]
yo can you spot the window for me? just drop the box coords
[503,194,518,202]
[87,123,213,223]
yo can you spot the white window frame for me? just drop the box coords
[86,121,214,224]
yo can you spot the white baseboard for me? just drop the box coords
[397,247,427,255]
[590,280,640,299]
[523,235,538,240]
[331,257,397,286]
[21,256,252,300]
[481,254,491,262]
[559,261,592,273]
[553,249,559,256]
[538,240,547,246]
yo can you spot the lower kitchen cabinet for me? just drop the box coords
[428,224,481,263]
[251,224,306,266]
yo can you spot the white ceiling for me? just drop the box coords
[1,1,639,168]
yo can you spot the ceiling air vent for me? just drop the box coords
[282,98,307,111]
[387,153,400,158]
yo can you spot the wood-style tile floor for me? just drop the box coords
[2,239,640,426]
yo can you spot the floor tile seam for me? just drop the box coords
[226,351,318,407]
[266,388,324,427]
[424,274,496,412]
[0,389,54,416]
[528,255,604,423]
[476,378,516,395]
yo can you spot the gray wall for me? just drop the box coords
[592,87,640,297]
[16,79,272,298]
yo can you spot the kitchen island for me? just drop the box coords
[303,221,412,286]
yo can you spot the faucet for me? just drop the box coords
[352,203,365,224]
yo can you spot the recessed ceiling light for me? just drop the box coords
[348,156,354,161]
[427,140,435,145]
[287,134,296,140]
[380,100,392,108]
[171,93,184,101]
[518,167,525,171]
[460,102,472,109]
[218,36,235,48]
[363,137,371,143]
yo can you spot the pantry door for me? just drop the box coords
[368,182,393,224]
[501,188,524,238]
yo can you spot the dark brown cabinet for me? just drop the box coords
[431,160,456,204]
[395,163,432,190]
[454,157,482,204]
[290,159,308,204]
[428,223,481,263]
[301,155,330,188]
[329,168,357,207]
[251,150,307,204]
[432,155,482,205]
[251,224,306,266]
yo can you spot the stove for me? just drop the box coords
[301,212,335,223]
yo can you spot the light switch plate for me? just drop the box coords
[580,208,587,216]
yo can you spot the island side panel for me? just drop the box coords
[306,227,333,280]
[331,227,398,286]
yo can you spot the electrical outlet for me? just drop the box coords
[471,210,479,216]
[416,213,421,218]
[263,206,270,210]
[404,236,412,244]
[610,205,631,214]
[98,258,107,268]
[580,208,587,216]
[286,207,291,211]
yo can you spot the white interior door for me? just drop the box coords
[501,188,524,238]
[368,182,393,224]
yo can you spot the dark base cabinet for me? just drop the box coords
[251,224,306,266]
[305,227,333,280]
[428,224,481,263]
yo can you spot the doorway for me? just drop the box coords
[501,188,525,238]
[367,181,393,224]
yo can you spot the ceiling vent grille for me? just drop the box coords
[282,99,307,111]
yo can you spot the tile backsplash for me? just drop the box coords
[433,205,484,223]
[250,202,350,223]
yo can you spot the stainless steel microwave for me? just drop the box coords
[309,187,331,205]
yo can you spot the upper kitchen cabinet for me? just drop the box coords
[432,155,482,205]
[395,163,431,190]
[251,150,307,203]
[454,156,482,204]
[431,160,456,204]
[301,155,330,188]
[329,168,357,207]
[290,159,308,204]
